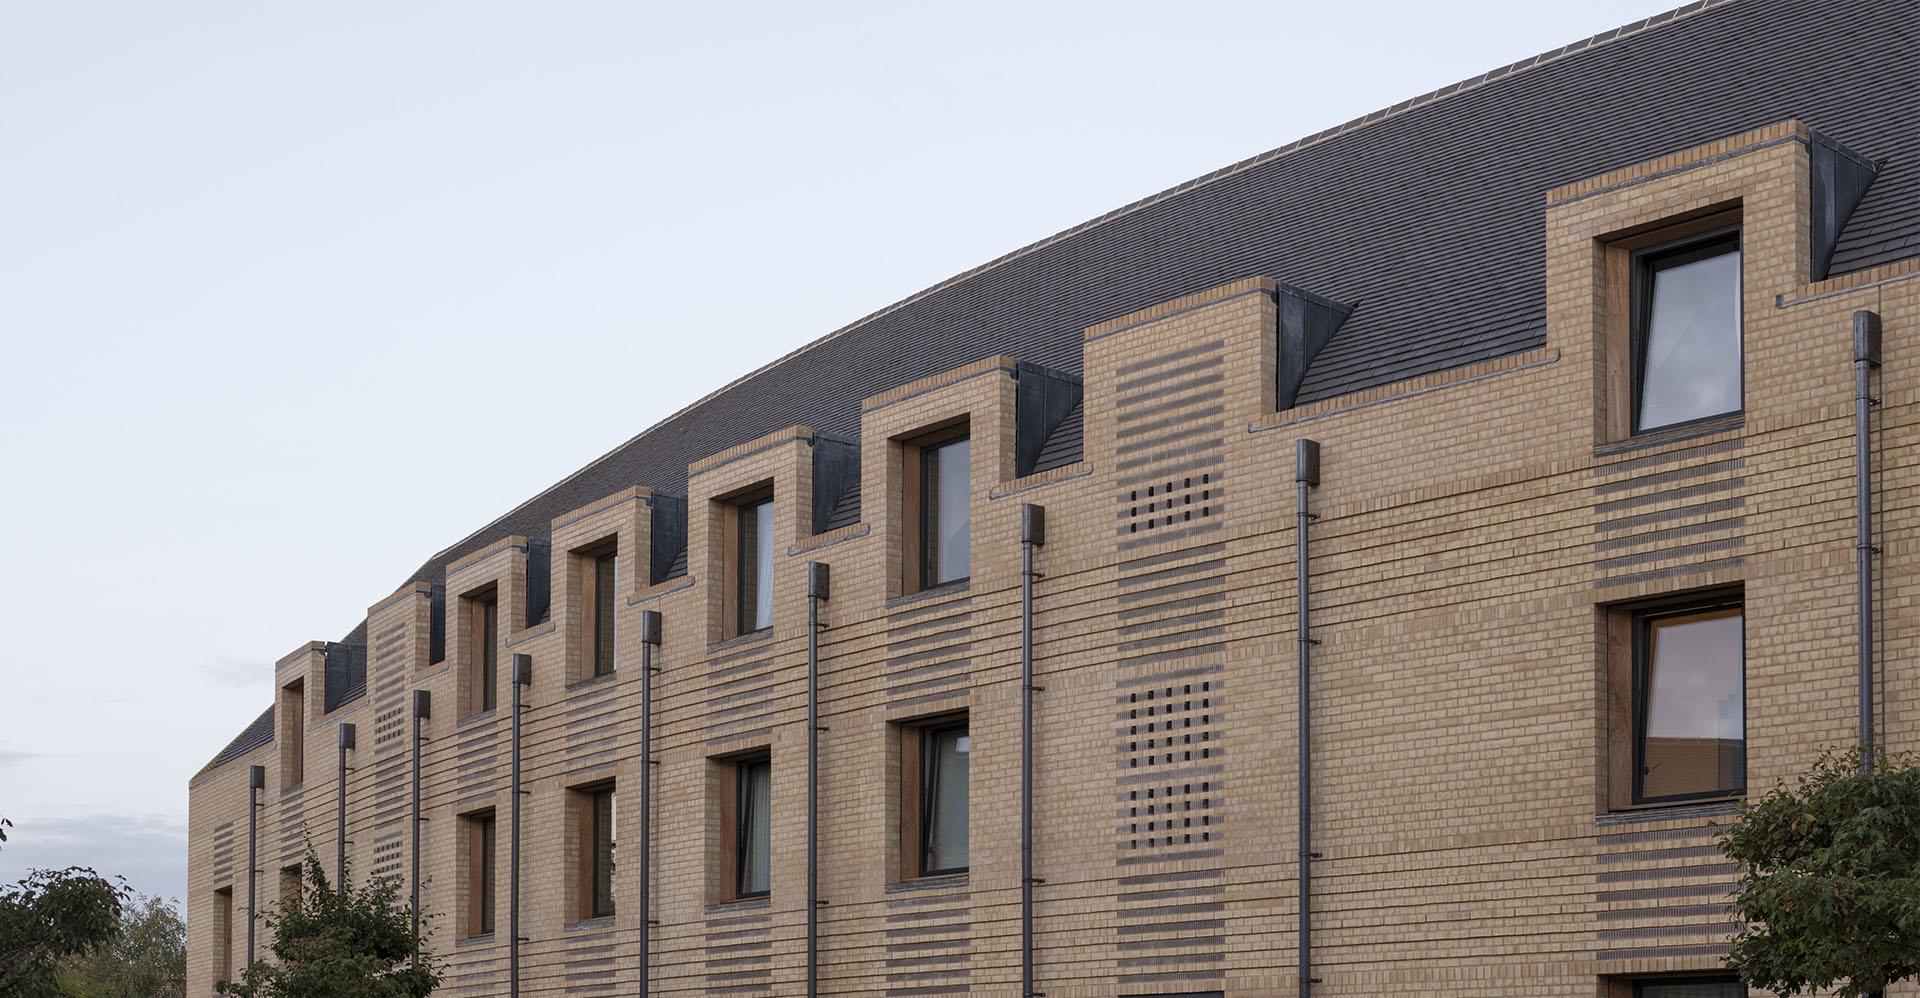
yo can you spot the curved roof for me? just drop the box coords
[205,0,1919,772]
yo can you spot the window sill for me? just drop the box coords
[885,872,969,894]
[279,783,303,797]
[455,933,496,948]
[708,629,773,655]
[704,896,771,915]
[887,581,970,610]
[1596,412,1744,458]
[564,916,614,933]
[1596,798,1740,826]
[456,709,499,729]
[565,672,619,695]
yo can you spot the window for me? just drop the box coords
[735,758,771,897]
[1637,982,1744,998]
[213,887,233,981]
[576,786,615,920]
[580,546,617,678]
[278,680,304,788]
[464,811,496,937]
[899,717,969,877]
[730,496,774,636]
[465,591,498,716]
[279,864,301,912]
[1632,228,1742,433]
[918,436,971,588]
[1607,591,1744,808]
[1606,977,1745,998]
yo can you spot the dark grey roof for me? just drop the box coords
[391,0,1918,638]
[202,706,274,774]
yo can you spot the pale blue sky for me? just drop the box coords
[0,1,1679,906]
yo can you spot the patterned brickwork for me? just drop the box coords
[186,119,1920,998]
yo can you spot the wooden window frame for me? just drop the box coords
[900,422,970,594]
[897,712,969,880]
[213,886,233,981]
[1604,588,1744,811]
[463,810,496,938]
[571,783,616,921]
[576,540,618,682]
[278,863,302,913]
[1600,204,1742,442]
[278,680,304,789]
[463,588,499,717]
[722,487,775,639]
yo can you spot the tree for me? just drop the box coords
[218,854,438,998]
[0,866,131,998]
[54,893,186,998]
[1719,747,1920,998]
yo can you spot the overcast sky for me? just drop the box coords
[0,0,1682,907]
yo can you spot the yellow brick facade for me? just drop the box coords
[188,119,1920,997]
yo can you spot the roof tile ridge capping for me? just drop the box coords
[417,0,1736,570]
[609,0,1739,407]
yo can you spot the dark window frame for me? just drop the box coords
[734,756,771,898]
[587,786,615,919]
[918,435,972,590]
[918,719,971,877]
[1632,977,1745,997]
[1629,226,1743,435]
[1630,592,1745,806]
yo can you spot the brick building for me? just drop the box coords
[187,1,1920,995]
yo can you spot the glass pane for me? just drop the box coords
[595,554,617,676]
[481,599,498,711]
[1641,607,1743,800]
[738,500,774,633]
[1638,982,1744,998]
[479,817,495,935]
[924,726,970,872]
[738,760,771,895]
[593,791,616,917]
[924,439,971,586]
[1638,246,1741,430]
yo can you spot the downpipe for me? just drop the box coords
[411,691,431,969]
[510,654,532,998]
[247,764,263,972]
[1854,309,1881,770]
[337,723,356,892]
[1295,440,1320,995]
[806,564,830,998]
[640,612,662,995]
[1020,504,1047,998]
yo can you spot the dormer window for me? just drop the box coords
[1632,229,1742,432]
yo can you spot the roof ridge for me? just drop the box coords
[420,0,1739,573]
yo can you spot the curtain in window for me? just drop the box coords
[739,760,772,894]
[924,726,970,872]
[593,791,616,916]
